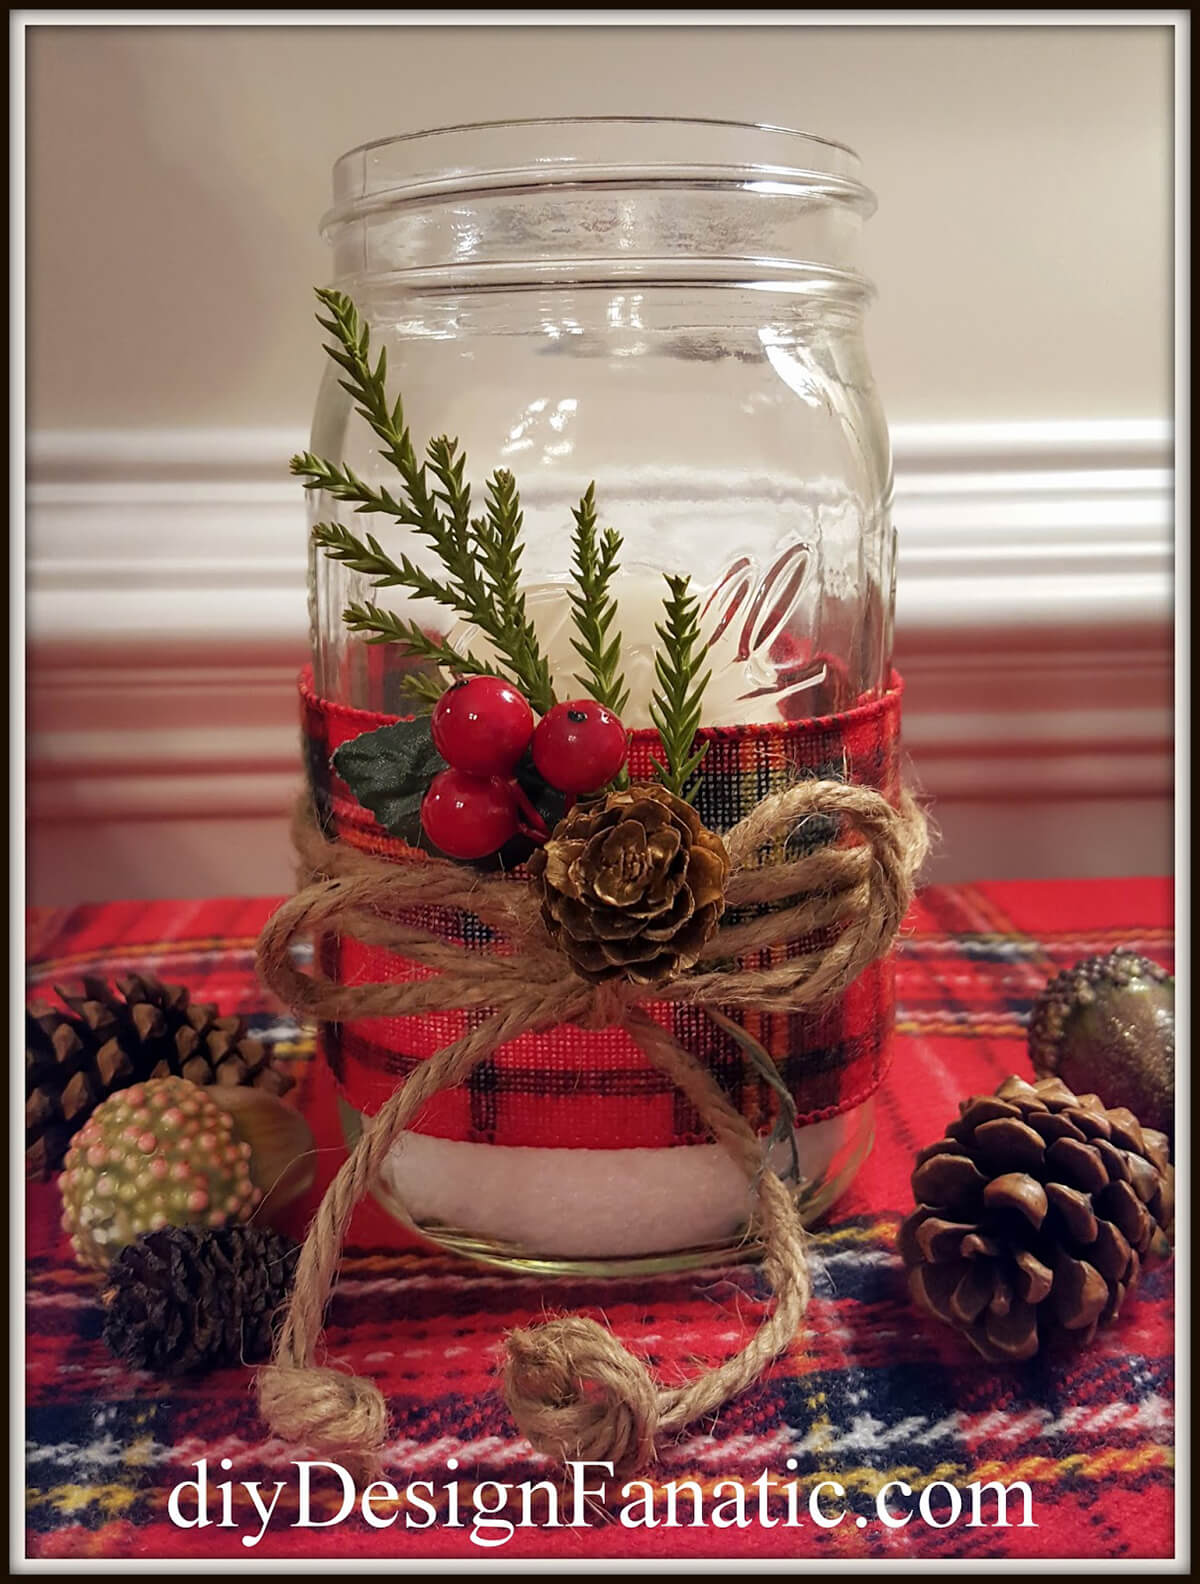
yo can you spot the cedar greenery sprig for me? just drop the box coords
[341,602,502,704]
[649,574,712,803]
[472,472,554,719]
[296,287,715,801]
[306,515,474,620]
[294,288,555,712]
[567,484,629,715]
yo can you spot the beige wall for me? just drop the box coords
[27,22,1173,434]
[25,22,1175,902]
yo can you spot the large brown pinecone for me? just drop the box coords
[26,973,293,1179]
[899,1074,1173,1363]
[101,1224,299,1376]
[529,782,730,985]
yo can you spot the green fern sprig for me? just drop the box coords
[649,574,712,802]
[291,453,411,523]
[341,601,501,696]
[472,472,555,715]
[424,435,472,557]
[567,484,629,715]
[300,289,714,804]
[310,520,468,619]
[308,291,491,617]
[297,288,555,712]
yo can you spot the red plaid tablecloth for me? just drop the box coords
[24,878,1176,1563]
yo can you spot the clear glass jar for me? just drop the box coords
[308,118,894,1270]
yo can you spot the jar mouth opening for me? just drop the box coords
[325,115,875,233]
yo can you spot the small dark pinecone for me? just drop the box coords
[26,973,293,1178]
[101,1224,300,1375]
[900,1074,1173,1363]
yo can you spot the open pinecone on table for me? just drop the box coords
[529,782,730,985]
[899,1074,1173,1363]
[101,1224,299,1376]
[26,973,293,1178]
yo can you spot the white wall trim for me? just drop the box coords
[25,419,1174,896]
[27,418,1174,643]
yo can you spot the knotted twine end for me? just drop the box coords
[257,1362,388,1479]
[503,1315,660,1477]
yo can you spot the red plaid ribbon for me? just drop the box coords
[300,666,905,1148]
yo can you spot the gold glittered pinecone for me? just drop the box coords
[26,973,293,1179]
[1028,949,1174,1137]
[528,783,731,985]
[899,1074,1173,1363]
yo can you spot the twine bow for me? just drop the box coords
[256,780,927,1475]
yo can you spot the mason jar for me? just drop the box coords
[305,117,896,1273]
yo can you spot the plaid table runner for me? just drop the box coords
[24,878,1175,1562]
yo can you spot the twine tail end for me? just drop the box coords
[257,1362,389,1479]
[502,1315,660,1478]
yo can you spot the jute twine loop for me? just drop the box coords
[504,1317,661,1476]
[256,779,927,1474]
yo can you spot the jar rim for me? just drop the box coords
[325,115,874,232]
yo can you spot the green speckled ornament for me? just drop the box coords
[58,1075,261,1271]
[1028,950,1174,1139]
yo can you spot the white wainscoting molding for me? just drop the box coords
[26,420,1174,903]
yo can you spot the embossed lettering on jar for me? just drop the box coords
[309,118,896,1272]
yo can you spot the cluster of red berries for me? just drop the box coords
[421,675,628,860]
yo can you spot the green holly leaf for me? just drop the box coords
[331,717,446,844]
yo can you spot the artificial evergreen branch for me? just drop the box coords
[341,602,501,688]
[394,672,453,709]
[424,435,472,558]
[292,453,414,525]
[297,288,556,710]
[310,521,466,617]
[568,484,629,715]
[649,574,712,802]
[471,472,555,714]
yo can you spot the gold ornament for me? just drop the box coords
[1028,950,1174,1138]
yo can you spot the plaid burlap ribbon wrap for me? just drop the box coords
[299,666,909,1147]
[254,670,927,1478]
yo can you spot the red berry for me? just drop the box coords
[532,700,628,794]
[420,769,519,860]
[432,676,534,777]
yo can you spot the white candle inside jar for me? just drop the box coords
[368,1107,873,1263]
[446,556,829,730]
